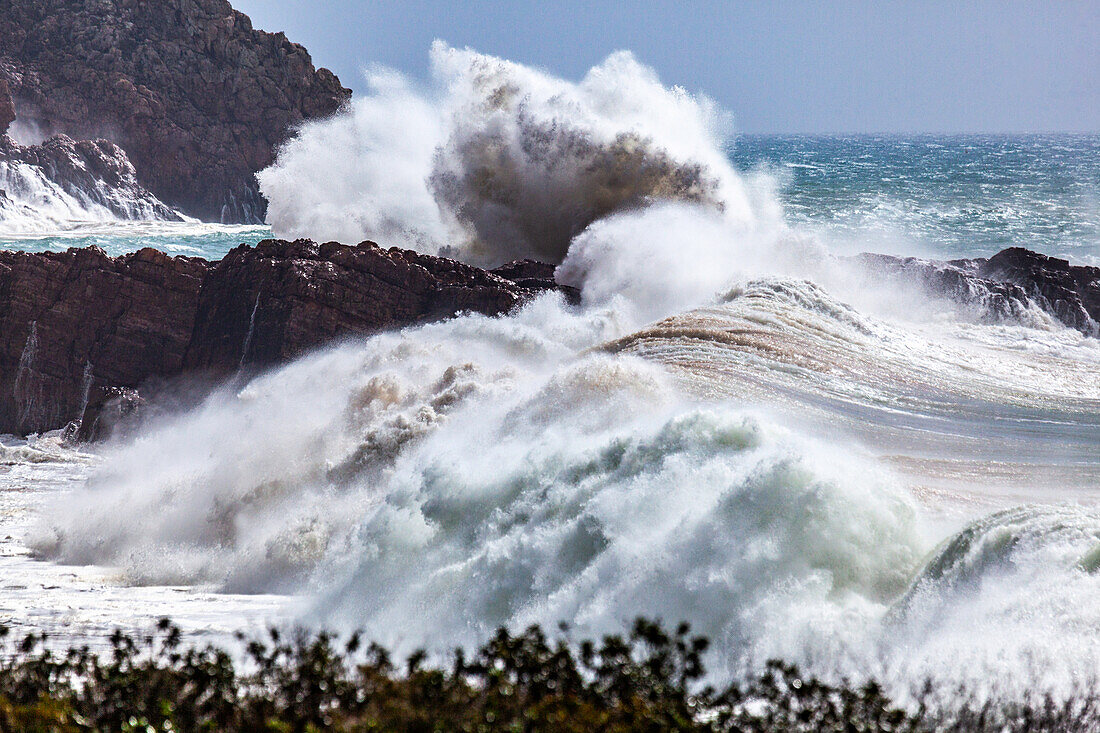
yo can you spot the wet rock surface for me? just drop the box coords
[0,134,183,221]
[854,248,1100,335]
[0,0,350,222]
[0,240,571,436]
[977,248,1100,334]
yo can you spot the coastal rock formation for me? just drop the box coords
[0,0,350,222]
[855,248,1100,335]
[0,134,183,222]
[0,240,573,436]
[2,240,1093,438]
[186,242,575,370]
[0,246,207,436]
[978,247,1100,334]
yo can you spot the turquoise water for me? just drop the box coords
[730,134,1100,263]
[0,222,271,259]
[2,135,1097,265]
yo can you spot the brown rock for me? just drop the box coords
[0,240,570,436]
[0,0,351,222]
[0,246,210,435]
[75,386,145,443]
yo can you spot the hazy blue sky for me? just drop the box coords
[234,1,1098,134]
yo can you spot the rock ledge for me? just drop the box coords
[0,240,573,436]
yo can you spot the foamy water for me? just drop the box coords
[0,221,271,259]
[0,434,289,646]
[3,45,1100,705]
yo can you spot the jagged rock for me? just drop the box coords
[854,248,1100,335]
[977,248,1100,335]
[185,239,569,370]
[491,260,580,303]
[0,0,350,222]
[0,240,571,436]
[0,134,183,221]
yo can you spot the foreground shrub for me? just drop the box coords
[0,618,1095,731]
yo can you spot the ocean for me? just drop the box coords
[1,45,1099,704]
[5,133,1096,263]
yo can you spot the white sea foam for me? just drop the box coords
[0,155,186,235]
[29,269,1100,697]
[30,294,929,665]
[22,45,1100,706]
[261,43,764,266]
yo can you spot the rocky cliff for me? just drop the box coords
[0,240,573,436]
[0,0,350,222]
[855,247,1100,335]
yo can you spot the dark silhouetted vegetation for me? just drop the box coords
[0,617,1096,731]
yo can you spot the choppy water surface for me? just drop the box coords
[0,221,270,259]
[2,45,1099,706]
[731,133,1100,262]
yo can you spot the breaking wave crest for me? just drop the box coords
[260,43,763,265]
[30,272,1100,697]
[31,294,927,671]
[0,136,185,234]
[27,45,1100,705]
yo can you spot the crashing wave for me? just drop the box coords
[260,43,767,266]
[25,44,1100,706]
[0,133,185,234]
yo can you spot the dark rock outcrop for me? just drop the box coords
[0,134,183,221]
[0,0,350,222]
[183,241,573,370]
[977,248,1100,334]
[75,386,145,443]
[854,248,1100,335]
[0,240,571,436]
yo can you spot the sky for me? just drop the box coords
[233,1,1099,134]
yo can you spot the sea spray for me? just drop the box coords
[0,139,185,234]
[30,294,927,673]
[25,43,1100,706]
[260,43,762,265]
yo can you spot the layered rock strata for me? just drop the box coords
[0,240,574,436]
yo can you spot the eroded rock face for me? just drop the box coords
[0,134,183,222]
[854,248,1100,335]
[0,240,572,436]
[0,246,209,436]
[186,241,577,370]
[0,0,350,222]
[977,248,1100,334]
